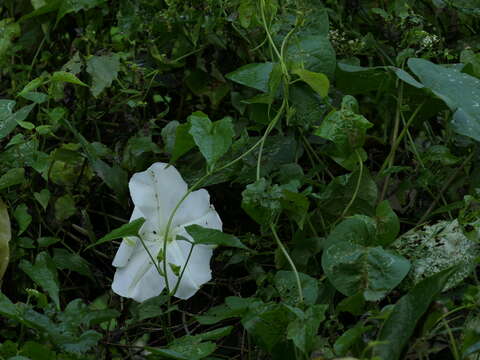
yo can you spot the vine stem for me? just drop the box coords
[270,224,303,304]
[338,149,364,221]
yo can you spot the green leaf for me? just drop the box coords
[54,194,76,222]
[188,112,235,167]
[314,96,373,161]
[147,326,233,360]
[0,101,35,140]
[0,168,25,190]
[86,54,120,97]
[292,69,329,97]
[57,0,105,23]
[170,122,196,163]
[19,252,60,308]
[226,62,275,92]
[52,248,94,280]
[287,304,328,354]
[86,217,145,250]
[242,303,292,352]
[322,216,410,301]
[374,267,459,360]
[51,71,88,87]
[13,204,31,235]
[0,19,20,62]
[18,75,48,97]
[185,225,248,250]
[334,324,372,356]
[316,170,378,217]
[286,34,336,78]
[0,292,18,318]
[241,178,283,225]
[274,270,318,306]
[400,58,480,142]
[129,295,167,321]
[375,200,400,246]
[33,189,51,211]
[0,198,11,283]
[238,0,256,28]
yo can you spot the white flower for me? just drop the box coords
[111,162,222,302]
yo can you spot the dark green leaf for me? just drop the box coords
[86,217,145,250]
[188,112,234,166]
[86,54,120,97]
[226,63,275,92]
[0,168,25,190]
[375,200,400,246]
[274,270,318,305]
[185,225,248,250]
[374,267,459,360]
[19,252,60,308]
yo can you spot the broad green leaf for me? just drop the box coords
[315,96,373,160]
[0,292,18,318]
[288,84,325,129]
[316,169,378,217]
[54,194,76,222]
[0,19,20,62]
[400,58,480,142]
[292,69,329,97]
[0,168,25,190]
[287,304,327,354]
[322,242,410,301]
[241,178,282,225]
[86,54,120,97]
[169,122,196,163]
[57,0,105,23]
[33,189,51,211]
[51,71,88,87]
[52,248,94,280]
[13,204,32,235]
[188,112,234,167]
[374,267,458,360]
[226,62,275,92]
[86,217,145,250]
[323,215,377,249]
[286,34,336,78]
[238,0,256,28]
[18,75,48,97]
[0,198,11,284]
[129,295,167,321]
[334,324,372,356]
[393,220,478,290]
[185,225,248,250]
[147,326,232,360]
[0,101,35,140]
[242,303,292,351]
[375,200,400,246]
[337,62,393,94]
[19,252,60,308]
[274,270,318,305]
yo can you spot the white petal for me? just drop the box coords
[129,163,188,232]
[172,189,213,228]
[166,239,213,299]
[180,205,223,232]
[112,241,176,302]
[112,236,138,267]
[112,207,144,267]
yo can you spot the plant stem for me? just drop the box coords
[270,224,303,304]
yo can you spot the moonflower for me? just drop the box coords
[111,162,222,302]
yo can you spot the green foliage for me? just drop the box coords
[1,0,479,359]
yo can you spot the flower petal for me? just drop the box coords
[112,241,177,302]
[174,190,223,232]
[166,239,213,299]
[112,207,144,267]
[129,163,188,232]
